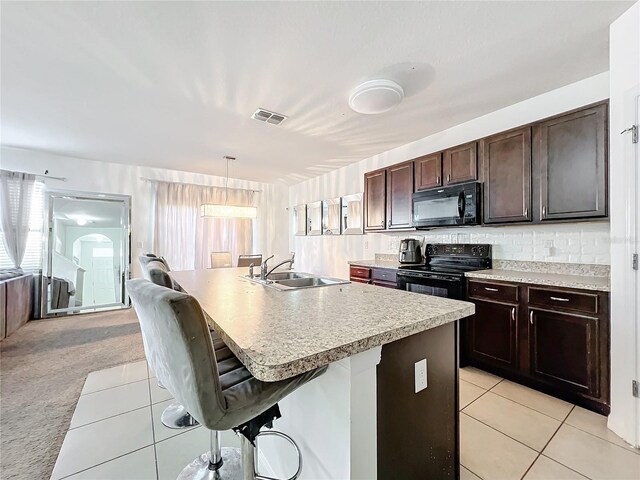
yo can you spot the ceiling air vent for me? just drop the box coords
[251,108,288,125]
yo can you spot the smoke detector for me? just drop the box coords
[348,79,404,115]
[251,108,288,125]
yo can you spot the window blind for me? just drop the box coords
[0,181,45,270]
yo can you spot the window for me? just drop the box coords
[0,181,45,270]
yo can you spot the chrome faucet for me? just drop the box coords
[260,255,275,280]
[264,253,296,280]
[248,263,255,278]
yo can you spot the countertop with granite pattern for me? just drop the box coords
[465,269,610,292]
[169,268,474,382]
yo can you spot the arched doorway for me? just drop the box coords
[72,233,116,307]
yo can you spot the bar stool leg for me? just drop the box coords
[177,430,242,480]
[161,401,200,429]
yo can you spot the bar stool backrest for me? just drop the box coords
[127,279,226,429]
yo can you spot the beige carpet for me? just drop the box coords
[0,308,145,480]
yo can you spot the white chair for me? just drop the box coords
[210,252,232,269]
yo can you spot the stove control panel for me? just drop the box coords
[425,243,491,258]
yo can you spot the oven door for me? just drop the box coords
[397,271,464,299]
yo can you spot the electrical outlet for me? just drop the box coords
[364,240,369,250]
[544,240,554,248]
[414,359,428,393]
[136,241,144,249]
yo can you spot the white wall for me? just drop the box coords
[0,146,289,277]
[290,73,611,278]
[608,1,640,447]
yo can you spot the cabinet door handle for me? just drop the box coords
[529,311,533,325]
[380,221,384,227]
[447,174,451,183]
[484,287,499,292]
[550,296,570,302]
[511,307,515,322]
[436,176,440,184]
[524,208,528,217]
[542,206,547,216]
[388,220,391,228]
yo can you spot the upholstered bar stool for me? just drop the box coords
[138,255,199,429]
[127,279,326,480]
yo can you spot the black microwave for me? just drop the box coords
[412,182,481,228]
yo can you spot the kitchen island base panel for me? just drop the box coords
[255,346,382,480]
[377,321,460,479]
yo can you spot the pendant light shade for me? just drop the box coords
[200,204,257,219]
[200,156,257,219]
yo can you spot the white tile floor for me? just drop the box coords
[460,367,640,480]
[52,362,640,479]
[51,360,240,480]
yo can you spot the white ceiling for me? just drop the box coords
[0,1,632,184]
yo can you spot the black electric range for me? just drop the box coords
[396,244,492,300]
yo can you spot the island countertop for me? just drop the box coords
[169,268,474,382]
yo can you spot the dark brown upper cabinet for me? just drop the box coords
[414,152,442,191]
[443,141,478,185]
[387,161,414,229]
[482,127,532,224]
[364,169,386,231]
[534,104,607,221]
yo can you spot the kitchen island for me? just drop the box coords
[170,267,475,479]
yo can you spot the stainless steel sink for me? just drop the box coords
[266,272,307,281]
[243,272,349,290]
[274,277,340,288]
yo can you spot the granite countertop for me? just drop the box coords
[465,269,610,292]
[169,268,474,382]
[348,259,405,269]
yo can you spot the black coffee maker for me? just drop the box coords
[398,238,422,264]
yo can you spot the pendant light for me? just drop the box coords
[200,156,257,219]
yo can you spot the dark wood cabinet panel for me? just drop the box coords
[371,268,397,284]
[443,142,478,185]
[468,280,519,303]
[372,280,398,289]
[482,127,532,223]
[528,287,598,315]
[535,104,607,220]
[386,161,414,229]
[414,153,442,191]
[350,277,371,284]
[468,299,518,369]
[349,266,371,280]
[378,322,458,479]
[463,278,610,414]
[363,102,608,230]
[364,169,386,231]
[529,308,599,397]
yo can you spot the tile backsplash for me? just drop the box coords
[380,222,610,265]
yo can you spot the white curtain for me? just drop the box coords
[154,182,255,270]
[0,170,36,268]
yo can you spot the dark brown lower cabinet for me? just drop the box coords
[529,308,599,397]
[467,300,518,369]
[463,279,610,414]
